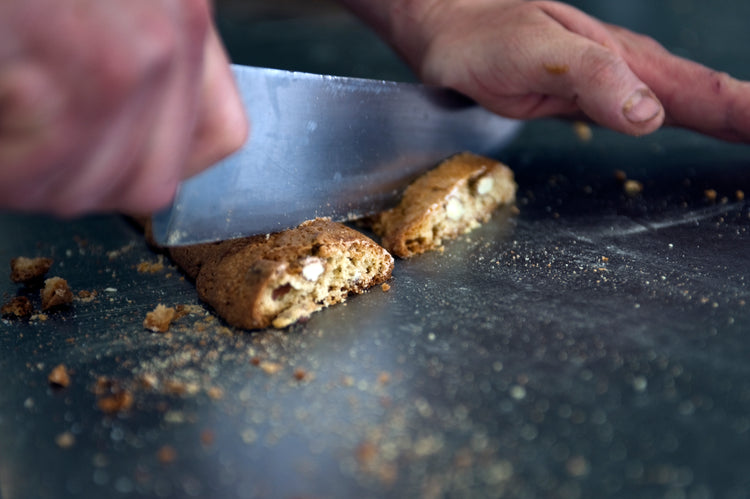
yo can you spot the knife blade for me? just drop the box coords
[151,64,522,246]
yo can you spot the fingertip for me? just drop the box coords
[622,88,664,132]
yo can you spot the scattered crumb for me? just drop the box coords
[157,445,177,464]
[48,364,71,388]
[200,429,216,447]
[75,290,98,303]
[573,121,592,142]
[704,189,718,202]
[381,283,391,292]
[97,390,134,414]
[566,456,590,477]
[356,440,378,466]
[41,277,73,311]
[623,179,643,197]
[206,386,224,400]
[377,372,391,385]
[163,379,189,396]
[139,373,159,390]
[143,304,177,333]
[10,256,53,284]
[601,256,609,263]
[259,361,283,375]
[736,190,745,201]
[1,296,33,318]
[55,431,76,449]
[614,170,627,183]
[543,63,569,75]
[293,368,308,381]
[107,241,136,260]
[137,255,166,274]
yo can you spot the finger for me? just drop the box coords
[183,25,249,179]
[531,3,665,135]
[612,25,750,142]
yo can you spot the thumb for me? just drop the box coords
[568,43,665,136]
[184,25,249,178]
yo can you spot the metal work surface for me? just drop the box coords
[2,1,750,498]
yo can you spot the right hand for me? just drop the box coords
[0,0,249,216]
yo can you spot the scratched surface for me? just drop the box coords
[2,1,750,498]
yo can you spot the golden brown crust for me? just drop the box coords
[169,218,394,330]
[372,152,516,258]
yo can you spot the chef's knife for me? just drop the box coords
[151,64,522,246]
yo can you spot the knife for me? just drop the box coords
[151,64,522,246]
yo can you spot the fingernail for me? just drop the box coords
[623,89,662,123]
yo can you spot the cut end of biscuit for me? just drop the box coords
[373,152,517,258]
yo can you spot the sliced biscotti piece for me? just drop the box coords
[372,152,516,258]
[169,218,394,330]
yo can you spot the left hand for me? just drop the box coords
[361,0,750,141]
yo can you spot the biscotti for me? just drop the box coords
[371,152,516,258]
[168,218,394,329]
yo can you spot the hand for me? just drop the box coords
[0,0,248,216]
[345,0,750,142]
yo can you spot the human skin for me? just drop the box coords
[3,0,750,216]
[340,0,750,142]
[0,0,248,216]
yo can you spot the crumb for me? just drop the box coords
[137,255,165,274]
[93,376,114,396]
[48,364,71,388]
[75,290,98,303]
[55,431,76,449]
[573,121,592,142]
[614,170,627,183]
[623,179,643,197]
[377,372,391,385]
[41,277,73,311]
[601,256,609,263]
[705,189,718,202]
[200,429,215,447]
[140,373,159,390]
[30,313,49,322]
[355,440,378,466]
[10,257,53,284]
[736,190,745,201]
[97,390,134,414]
[1,296,33,317]
[543,63,569,75]
[250,357,261,366]
[293,368,308,381]
[206,386,224,400]
[163,379,189,396]
[143,304,177,333]
[259,361,283,375]
[381,283,391,292]
[157,445,177,464]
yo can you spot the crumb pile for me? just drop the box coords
[2,257,73,318]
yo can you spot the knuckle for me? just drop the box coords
[578,45,626,88]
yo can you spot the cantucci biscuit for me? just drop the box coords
[372,152,516,258]
[168,218,393,329]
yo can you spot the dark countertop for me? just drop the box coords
[2,1,750,498]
